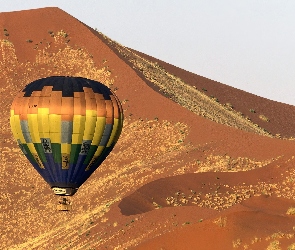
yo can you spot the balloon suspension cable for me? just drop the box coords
[57,197,72,211]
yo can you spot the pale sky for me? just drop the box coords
[2,1,295,105]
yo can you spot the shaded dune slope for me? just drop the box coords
[119,154,292,216]
[131,49,295,139]
[134,200,295,250]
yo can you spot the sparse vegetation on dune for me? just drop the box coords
[0,34,114,90]
[97,32,272,138]
[286,207,295,215]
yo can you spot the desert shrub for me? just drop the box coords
[48,30,54,37]
[213,216,227,227]
[232,238,241,248]
[210,95,219,102]
[259,114,270,122]
[266,240,281,250]
[286,207,295,215]
[224,102,234,111]
[57,30,68,38]
[225,103,233,108]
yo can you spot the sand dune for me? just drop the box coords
[1,7,295,250]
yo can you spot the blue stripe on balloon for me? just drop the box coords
[44,153,60,183]
[71,161,92,185]
[68,154,87,183]
[65,162,76,185]
[56,162,68,183]
[41,160,56,183]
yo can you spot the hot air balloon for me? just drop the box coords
[10,76,123,197]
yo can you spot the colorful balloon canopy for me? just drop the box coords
[10,76,123,196]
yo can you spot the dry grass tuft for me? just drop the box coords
[286,207,295,215]
[232,238,242,248]
[288,243,295,250]
[213,216,227,227]
[266,240,281,250]
[259,114,270,122]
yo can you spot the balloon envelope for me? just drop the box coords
[10,76,123,195]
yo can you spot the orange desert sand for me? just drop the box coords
[1,7,295,250]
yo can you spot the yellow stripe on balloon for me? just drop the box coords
[91,117,106,145]
[94,145,105,156]
[85,145,105,171]
[73,115,85,133]
[49,114,61,133]
[48,114,61,143]
[61,143,71,154]
[72,134,83,144]
[72,115,85,144]
[38,112,50,138]
[83,110,97,141]
[38,107,49,115]
[27,114,40,143]
[106,118,119,147]
[86,109,97,117]
[32,152,45,169]
[11,115,26,143]
[50,133,61,143]
[27,142,38,155]
[10,113,20,141]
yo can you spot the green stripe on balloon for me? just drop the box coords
[51,143,62,163]
[22,144,36,163]
[33,143,47,163]
[69,144,81,164]
[83,145,98,165]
